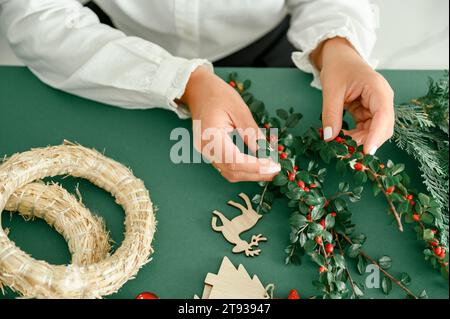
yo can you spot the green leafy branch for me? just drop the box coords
[227,72,448,299]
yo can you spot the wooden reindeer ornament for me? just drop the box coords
[212,193,267,257]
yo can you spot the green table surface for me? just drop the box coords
[0,66,448,299]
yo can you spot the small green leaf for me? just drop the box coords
[392,163,405,175]
[423,229,435,241]
[357,255,367,275]
[400,273,411,286]
[378,256,392,269]
[348,244,361,258]
[276,109,289,120]
[381,276,392,295]
[272,174,288,186]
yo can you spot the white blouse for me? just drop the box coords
[0,0,377,118]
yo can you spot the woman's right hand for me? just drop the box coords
[180,67,281,182]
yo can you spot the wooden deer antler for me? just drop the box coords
[211,193,267,257]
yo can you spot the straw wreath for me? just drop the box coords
[0,141,156,298]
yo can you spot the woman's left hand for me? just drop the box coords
[311,37,395,155]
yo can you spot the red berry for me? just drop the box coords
[319,219,326,228]
[319,128,324,139]
[278,145,285,152]
[431,229,438,234]
[315,236,323,245]
[309,205,314,211]
[325,243,334,254]
[434,247,443,256]
[319,266,326,273]
[297,180,305,188]
[330,212,337,217]
[335,137,344,143]
[288,172,296,181]
[287,289,300,299]
[386,186,395,194]
[280,152,288,160]
[412,214,420,222]
[310,183,317,188]
[294,165,299,171]
[406,194,413,200]
[439,252,446,259]
[136,292,159,299]
[304,187,310,192]
[379,163,385,169]
[229,81,237,88]
[348,146,355,154]
[307,214,312,222]
[263,123,271,129]
[430,240,439,247]
[354,163,364,171]
[324,200,329,208]
[410,200,416,206]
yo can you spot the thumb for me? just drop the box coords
[322,86,346,141]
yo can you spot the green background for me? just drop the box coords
[0,66,448,299]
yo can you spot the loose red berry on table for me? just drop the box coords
[386,186,395,194]
[297,180,305,188]
[330,212,337,217]
[136,292,159,299]
[287,289,300,299]
[315,236,323,245]
[354,163,364,171]
[280,152,288,160]
[288,172,296,181]
[309,183,317,188]
[319,266,326,273]
[229,80,236,88]
[412,214,420,222]
[406,194,413,200]
[325,243,334,254]
[277,145,285,152]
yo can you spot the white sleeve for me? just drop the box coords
[286,0,378,89]
[0,0,212,118]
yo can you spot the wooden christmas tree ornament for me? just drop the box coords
[211,193,266,257]
[195,256,269,299]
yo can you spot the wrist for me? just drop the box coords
[179,66,211,106]
[311,37,361,71]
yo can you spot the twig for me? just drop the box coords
[334,232,359,297]
[367,169,404,232]
[342,234,418,299]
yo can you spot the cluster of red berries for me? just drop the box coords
[278,144,288,160]
[434,246,446,259]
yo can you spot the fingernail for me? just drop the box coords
[261,163,281,175]
[323,127,332,140]
[369,146,378,155]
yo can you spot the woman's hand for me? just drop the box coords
[311,37,395,155]
[180,67,281,182]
